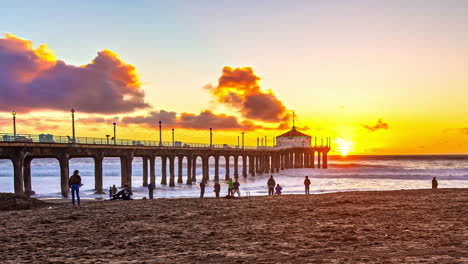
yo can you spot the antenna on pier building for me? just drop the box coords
[292,111,296,130]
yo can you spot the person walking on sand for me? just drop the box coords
[267,175,276,196]
[227,178,234,197]
[148,183,155,199]
[304,176,311,195]
[68,170,82,207]
[214,181,221,198]
[432,177,438,189]
[275,184,282,195]
[200,181,206,198]
[233,180,241,197]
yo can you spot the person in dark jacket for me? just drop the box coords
[148,183,155,199]
[304,176,311,195]
[213,181,221,198]
[275,184,282,195]
[68,170,82,207]
[112,185,133,200]
[432,177,438,189]
[200,181,206,198]
[267,175,276,196]
[233,180,241,197]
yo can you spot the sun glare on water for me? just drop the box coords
[333,138,354,156]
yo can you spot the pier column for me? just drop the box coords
[242,155,247,178]
[234,155,239,179]
[202,156,209,183]
[214,155,220,182]
[161,156,167,185]
[122,155,133,190]
[93,153,104,194]
[149,155,156,186]
[256,156,261,174]
[142,157,148,187]
[225,156,230,180]
[11,152,26,195]
[186,156,192,185]
[58,154,70,198]
[317,151,322,169]
[264,156,269,173]
[290,152,294,168]
[310,150,315,168]
[304,152,310,168]
[249,156,255,176]
[280,154,285,170]
[120,156,126,187]
[23,156,33,196]
[169,156,175,187]
[323,151,329,169]
[177,156,183,184]
[192,157,197,182]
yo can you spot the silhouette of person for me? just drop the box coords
[233,180,241,197]
[68,170,81,207]
[304,176,311,195]
[214,181,221,198]
[275,184,282,195]
[111,185,117,195]
[432,177,438,189]
[267,175,276,195]
[200,181,206,198]
[148,183,155,199]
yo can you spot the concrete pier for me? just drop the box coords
[0,142,330,196]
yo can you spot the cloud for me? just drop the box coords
[121,110,262,131]
[0,33,149,114]
[362,119,389,132]
[206,66,290,123]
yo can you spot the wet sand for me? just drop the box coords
[1,188,467,263]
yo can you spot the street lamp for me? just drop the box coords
[172,128,174,147]
[12,111,16,140]
[71,108,76,143]
[241,132,244,150]
[210,128,213,148]
[106,134,110,144]
[237,136,240,148]
[113,122,117,145]
[159,121,162,146]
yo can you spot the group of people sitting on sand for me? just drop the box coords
[109,184,133,200]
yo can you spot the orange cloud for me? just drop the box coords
[0,33,149,114]
[207,66,290,123]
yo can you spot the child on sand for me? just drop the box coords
[275,184,282,195]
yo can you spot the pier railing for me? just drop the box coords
[0,133,276,149]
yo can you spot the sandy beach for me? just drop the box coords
[1,188,467,263]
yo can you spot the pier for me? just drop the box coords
[0,136,330,197]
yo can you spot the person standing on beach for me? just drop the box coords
[275,184,282,195]
[304,176,311,195]
[148,183,155,199]
[233,180,241,197]
[68,170,82,207]
[432,177,438,189]
[227,178,234,197]
[111,185,117,195]
[109,186,113,199]
[267,175,276,196]
[200,181,206,198]
[214,181,221,198]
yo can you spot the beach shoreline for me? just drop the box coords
[1,188,467,263]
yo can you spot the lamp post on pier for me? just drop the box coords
[172,128,174,147]
[159,121,162,146]
[113,122,117,145]
[237,136,240,148]
[71,108,76,143]
[210,128,213,148]
[242,132,244,150]
[12,111,16,140]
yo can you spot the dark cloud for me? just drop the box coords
[362,119,389,132]
[206,66,290,123]
[0,34,149,114]
[121,110,262,131]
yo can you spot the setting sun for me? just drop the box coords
[334,137,354,156]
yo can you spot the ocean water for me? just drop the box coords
[0,155,467,199]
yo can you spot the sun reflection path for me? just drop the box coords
[333,137,354,156]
